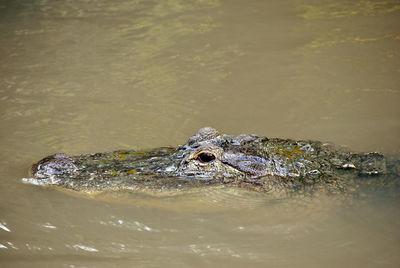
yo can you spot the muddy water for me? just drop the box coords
[1,0,399,267]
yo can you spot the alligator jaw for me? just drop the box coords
[22,176,61,186]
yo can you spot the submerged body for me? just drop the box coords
[24,127,398,195]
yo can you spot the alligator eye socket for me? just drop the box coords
[196,152,216,163]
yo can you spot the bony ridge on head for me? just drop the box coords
[187,127,220,146]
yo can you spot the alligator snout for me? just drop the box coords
[30,153,78,178]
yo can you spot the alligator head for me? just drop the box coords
[23,127,389,194]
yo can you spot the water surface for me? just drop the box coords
[1,0,399,267]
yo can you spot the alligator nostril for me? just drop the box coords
[196,152,216,163]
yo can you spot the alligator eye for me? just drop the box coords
[196,152,216,163]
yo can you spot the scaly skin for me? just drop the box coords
[23,127,397,194]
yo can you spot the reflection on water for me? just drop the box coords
[0,0,399,267]
[301,0,400,19]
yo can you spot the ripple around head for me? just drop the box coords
[192,187,286,210]
[188,185,362,214]
[86,186,286,211]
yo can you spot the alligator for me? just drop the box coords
[23,127,399,195]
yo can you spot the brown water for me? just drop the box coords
[1,0,400,267]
